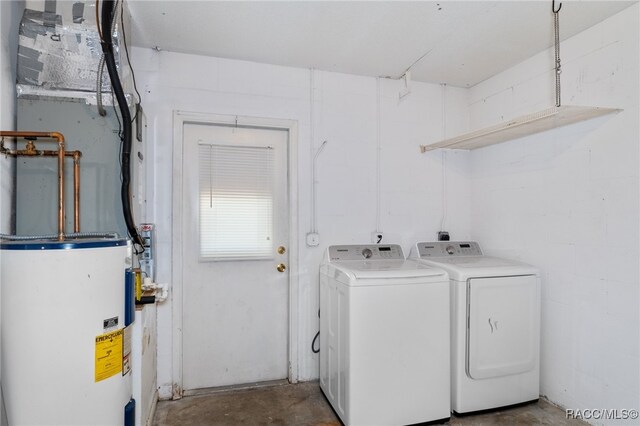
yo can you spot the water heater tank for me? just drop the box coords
[1,238,134,425]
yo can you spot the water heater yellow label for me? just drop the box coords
[95,329,123,382]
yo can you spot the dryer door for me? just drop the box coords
[466,275,539,380]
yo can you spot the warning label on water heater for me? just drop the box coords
[95,329,123,382]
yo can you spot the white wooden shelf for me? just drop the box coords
[420,105,621,153]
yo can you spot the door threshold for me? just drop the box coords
[183,379,290,397]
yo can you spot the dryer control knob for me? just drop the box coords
[446,245,456,255]
[362,248,373,259]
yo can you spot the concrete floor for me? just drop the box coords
[153,382,587,426]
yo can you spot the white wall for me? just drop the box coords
[468,4,639,423]
[0,0,23,233]
[0,1,23,424]
[131,47,471,398]
[134,4,638,414]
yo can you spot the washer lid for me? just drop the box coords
[321,244,447,285]
[340,259,446,278]
[323,259,447,283]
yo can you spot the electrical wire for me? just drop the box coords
[110,85,124,172]
[375,77,381,235]
[95,1,107,117]
[311,309,320,354]
[113,1,143,254]
[95,0,103,41]
[119,0,142,108]
[100,0,145,250]
[109,84,123,140]
[108,14,125,189]
[106,2,123,167]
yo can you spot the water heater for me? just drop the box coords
[1,238,135,425]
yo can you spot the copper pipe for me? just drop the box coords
[0,131,66,240]
[0,131,64,140]
[57,141,64,240]
[1,148,80,158]
[0,133,82,236]
[0,149,82,232]
[73,152,81,233]
[15,149,82,233]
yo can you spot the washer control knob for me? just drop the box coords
[446,245,456,255]
[362,248,373,259]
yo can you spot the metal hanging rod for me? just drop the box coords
[553,0,562,107]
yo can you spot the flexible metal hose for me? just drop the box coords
[0,232,119,241]
[96,54,107,116]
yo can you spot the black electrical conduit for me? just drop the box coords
[100,0,144,249]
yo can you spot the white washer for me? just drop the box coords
[411,241,540,414]
[319,244,450,426]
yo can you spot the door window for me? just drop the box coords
[198,143,275,260]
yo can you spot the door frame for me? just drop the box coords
[171,111,299,399]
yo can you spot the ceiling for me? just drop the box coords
[127,1,636,88]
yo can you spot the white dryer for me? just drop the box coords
[411,241,540,414]
[320,244,450,426]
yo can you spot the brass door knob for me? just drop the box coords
[277,246,286,254]
[276,263,287,273]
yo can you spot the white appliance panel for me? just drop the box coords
[1,240,131,425]
[411,241,541,414]
[348,282,450,426]
[467,276,538,379]
[132,304,158,426]
[319,271,348,418]
[320,244,451,425]
[327,244,405,261]
[411,242,538,281]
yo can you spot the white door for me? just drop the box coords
[181,122,289,391]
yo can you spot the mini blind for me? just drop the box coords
[199,143,274,259]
